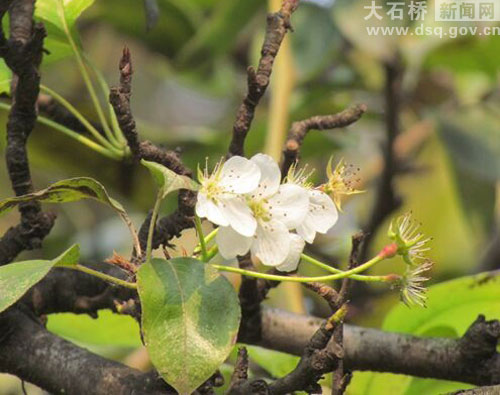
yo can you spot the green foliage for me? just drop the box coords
[141,159,199,199]
[137,258,241,394]
[34,0,96,64]
[47,310,141,347]
[0,177,126,217]
[349,272,500,394]
[0,245,79,313]
[245,345,300,378]
[383,271,500,336]
[35,0,95,32]
[438,108,499,233]
[0,59,11,95]
[177,0,265,65]
[438,109,500,183]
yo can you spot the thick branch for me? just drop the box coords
[228,0,299,157]
[281,104,367,176]
[258,308,500,386]
[0,308,172,395]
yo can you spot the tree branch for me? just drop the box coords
[258,308,500,386]
[0,308,173,395]
[281,104,367,176]
[0,0,55,265]
[228,0,299,157]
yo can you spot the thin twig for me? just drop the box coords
[281,104,367,176]
[228,0,299,157]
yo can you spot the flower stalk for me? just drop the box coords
[195,216,209,261]
[210,254,384,283]
[67,264,137,289]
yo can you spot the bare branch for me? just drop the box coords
[281,104,367,176]
[0,0,55,265]
[228,0,299,157]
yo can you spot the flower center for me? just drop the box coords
[248,198,271,222]
[202,178,223,200]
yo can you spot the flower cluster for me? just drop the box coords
[195,154,339,271]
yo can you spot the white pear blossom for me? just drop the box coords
[287,164,339,244]
[276,234,306,272]
[216,154,309,267]
[196,156,261,237]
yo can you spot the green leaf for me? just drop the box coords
[141,159,199,199]
[137,258,241,394]
[47,310,141,347]
[34,0,95,65]
[0,244,79,313]
[35,0,95,33]
[0,177,126,217]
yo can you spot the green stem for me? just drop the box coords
[210,255,383,283]
[68,264,137,289]
[193,228,218,254]
[0,102,120,160]
[204,245,218,262]
[40,85,121,154]
[146,191,162,262]
[83,54,127,145]
[301,253,343,273]
[57,1,116,147]
[194,216,208,261]
[301,253,389,282]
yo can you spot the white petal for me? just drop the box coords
[276,234,305,272]
[216,226,252,259]
[195,193,229,227]
[219,197,257,237]
[267,184,309,229]
[219,156,261,194]
[296,222,317,244]
[251,220,290,266]
[306,190,338,233]
[250,153,281,198]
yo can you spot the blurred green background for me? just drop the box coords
[0,0,499,393]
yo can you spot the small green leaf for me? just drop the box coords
[0,177,126,217]
[0,244,79,313]
[137,258,240,394]
[141,159,199,199]
[35,0,95,33]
